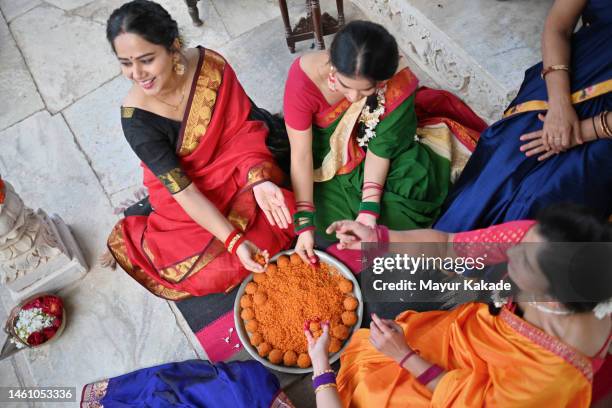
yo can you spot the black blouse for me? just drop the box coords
[121,106,192,194]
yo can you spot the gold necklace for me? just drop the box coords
[154,75,187,111]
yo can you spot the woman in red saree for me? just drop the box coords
[103,1,294,300]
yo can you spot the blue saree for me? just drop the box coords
[80,360,294,407]
[435,0,612,232]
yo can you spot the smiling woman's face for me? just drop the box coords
[113,32,175,96]
[506,226,550,295]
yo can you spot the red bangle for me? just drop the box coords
[230,234,247,255]
[399,350,416,367]
[224,229,240,249]
[416,364,444,385]
[359,210,380,219]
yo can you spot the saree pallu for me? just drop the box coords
[337,303,593,407]
[80,360,294,407]
[435,1,612,232]
[311,70,484,240]
[108,49,295,300]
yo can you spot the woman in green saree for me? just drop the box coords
[283,21,453,264]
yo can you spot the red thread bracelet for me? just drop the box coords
[399,350,416,367]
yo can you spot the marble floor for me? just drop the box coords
[0,0,544,407]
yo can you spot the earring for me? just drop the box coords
[173,54,185,76]
[327,66,337,92]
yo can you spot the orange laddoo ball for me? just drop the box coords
[309,321,321,332]
[250,332,263,346]
[268,349,283,364]
[284,350,298,366]
[297,353,311,368]
[239,294,253,308]
[276,255,290,268]
[241,307,255,320]
[343,296,359,311]
[254,253,267,265]
[245,320,258,333]
[313,329,322,339]
[290,253,303,265]
[338,278,353,293]
[328,338,343,354]
[245,282,258,294]
[332,324,350,340]
[265,263,277,275]
[258,342,272,357]
[341,311,358,326]
[253,272,267,283]
[253,291,267,305]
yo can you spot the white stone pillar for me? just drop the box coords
[0,177,88,301]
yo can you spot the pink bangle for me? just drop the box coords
[399,350,416,367]
[416,364,444,385]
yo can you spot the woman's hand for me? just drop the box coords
[539,99,582,153]
[305,320,331,372]
[235,240,268,273]
[295,230,318,265]
[253,181,291,229]
[369,313,411,363]
[326,220,377,250]
[355,212,377,228]
[520,112,583,161]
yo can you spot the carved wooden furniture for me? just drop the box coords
[278,0,345,53]
[184,0,203,26]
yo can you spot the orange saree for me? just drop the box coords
[107,48,294,300]
[337,303,593,407]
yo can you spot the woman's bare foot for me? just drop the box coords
[99,250,117,270]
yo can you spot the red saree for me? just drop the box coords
[108,48,295,300]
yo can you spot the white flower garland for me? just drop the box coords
[594,297,612,319]
[13,307,55,348]
[356,86,386,147]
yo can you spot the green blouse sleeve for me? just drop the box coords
[367,94,417,159]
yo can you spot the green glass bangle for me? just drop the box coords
[359,201,380,215]
[295,220,315,233]
[293,210,315,221]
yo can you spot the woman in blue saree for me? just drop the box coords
[80,360,293,407]
[435,0,612,231]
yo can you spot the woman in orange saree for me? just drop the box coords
[309,205,611,407]
[104,1,294,300]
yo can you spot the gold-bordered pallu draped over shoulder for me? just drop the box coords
[503,79,612,119]
[80,380,109,407]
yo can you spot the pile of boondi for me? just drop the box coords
[239,253,359,368]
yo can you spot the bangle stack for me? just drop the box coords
[540,64,570,79]
[312,370,337,393]
[294,201,315,235]
[225,229,246,255]
[599,111,611,139]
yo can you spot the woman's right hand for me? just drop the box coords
[295,230,317,265]
[235,240,267,273]
[326,220,377,250]
[304,320,331,372]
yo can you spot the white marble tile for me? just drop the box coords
[0,111,115,265]
[74,0,231,49]
[0,12,44,131]
[44,0,93,10]
[63,75,141,196]
[0,0,41,22]
[10,4,119,113]
[211,0,280,38]
[15,265,198,398]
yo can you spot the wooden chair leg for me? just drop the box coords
[311,0,325,50]
[336,0,345,26]
[278,0,295,53]
[185,0,203,26]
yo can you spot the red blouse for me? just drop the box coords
[283,57,332,131]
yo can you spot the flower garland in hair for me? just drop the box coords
[594,297,612,319]
[356,85,386,147]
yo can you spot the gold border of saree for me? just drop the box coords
[503,79,612,119]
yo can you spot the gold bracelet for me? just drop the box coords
[541,64,570,79]
[312,369,335,380]
[226,233,243,253]
[315,383,337,394]
[600,111,612,138]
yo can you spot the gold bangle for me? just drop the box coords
[226,233,243,253]
[312,369,335,380]
[315,383,337,393]
[541,64,570,79]
[600,111,612,138]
